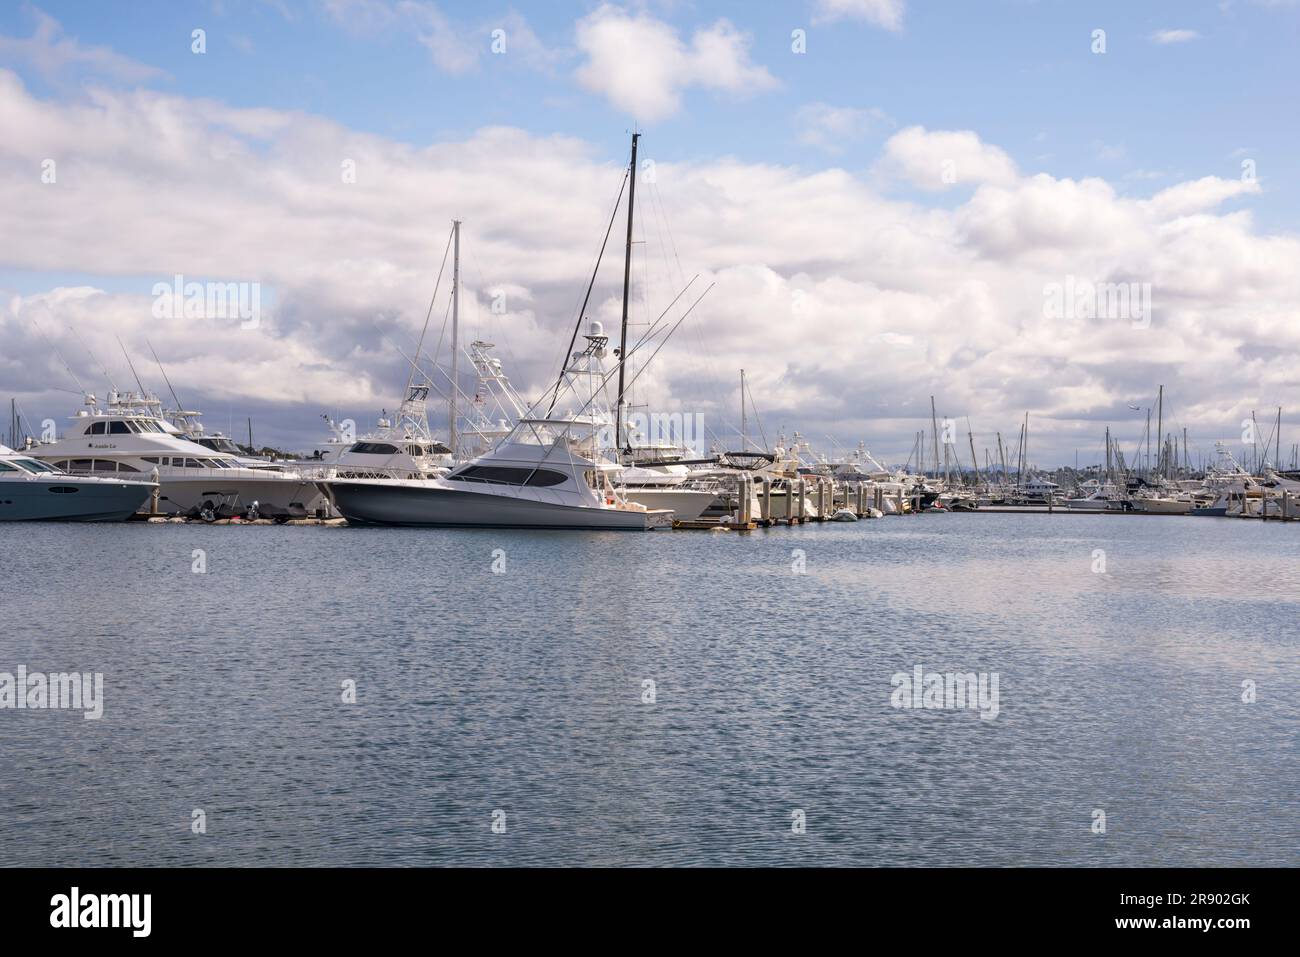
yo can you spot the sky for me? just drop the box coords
[1,0,1298,468]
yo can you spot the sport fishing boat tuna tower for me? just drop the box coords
[323,321,674,530]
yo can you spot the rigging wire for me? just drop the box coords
[545,168,630,416]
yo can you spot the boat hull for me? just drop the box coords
[621,488,715,522]
[155,474,325,518]
[325,480,673,530]
[1132,498,1193,514]
[0,478,154,522]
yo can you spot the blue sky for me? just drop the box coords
[1,1,1298,465]
[6,0,1296,222]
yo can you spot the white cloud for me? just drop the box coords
[1140,175,1261,219]
[1151,29,1201,44]
[574,5,777,122]
[0,71,1295,463]
[812,0,906,31]
[796,103,891,153]
[0,8,163,84]
[876,126,1019,191]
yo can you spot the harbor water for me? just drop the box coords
[1,513,1296,866]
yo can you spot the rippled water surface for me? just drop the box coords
[1,513,1296,866]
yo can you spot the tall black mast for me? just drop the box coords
[615,132,639,454]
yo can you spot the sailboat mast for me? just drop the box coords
[1145,408,1152,478]
[929,396,939,480]
[1276,406,1282,471]
[615,132,640,454]
[967,419,979,489]
[740,368,747,452]
[449,219,461,456]
[1155,385,1164,479]
[996,431,1007,491]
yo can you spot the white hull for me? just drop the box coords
[622,487,714,521]
[325,480,673,530]
[152,471,326,517]
[762,490,820,520]
[1065,498,1117,511]
[1132,498,1193,514]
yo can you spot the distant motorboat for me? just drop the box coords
[1131,495,1193,515]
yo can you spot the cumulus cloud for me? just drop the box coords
[574,5,777,122]
[876,126,1019,191]
[0,72,1296,464]
[1140,176,1261,220]
[812,0,906,31]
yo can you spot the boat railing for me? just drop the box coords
[56,463,321,482]
[310,465,443,481]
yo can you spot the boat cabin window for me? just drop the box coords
[350,442,400,455]
[68,459,95,471]
[109,421,131,434]
[85,422,106,435]
[0,461,18,472]
[447,465,569,488]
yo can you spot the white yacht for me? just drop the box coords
[323,323,674,530]
[1065,481,1127,511]
[1016,476,1062,505]
[1131,490,1194,514]
[615,440,717,522]
[0,443,155,521]
[316,385,452,481]
[29,391,325,519]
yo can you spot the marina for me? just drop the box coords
[5,137,1295,531]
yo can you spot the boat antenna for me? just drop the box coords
[146,340,184,411]
[615,130,640,454]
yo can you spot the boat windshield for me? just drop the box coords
[13,458,61,473]
[200,437,242,453]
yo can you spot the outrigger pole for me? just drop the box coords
[615,131,639,456]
